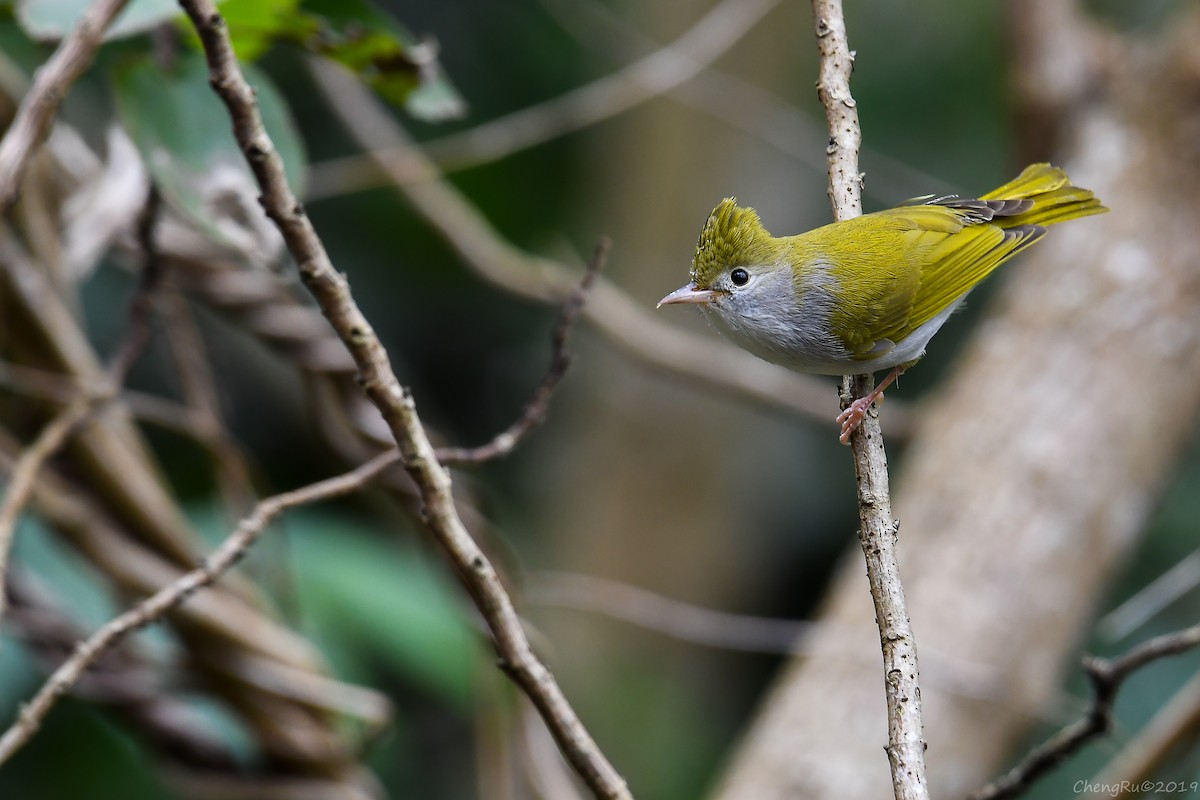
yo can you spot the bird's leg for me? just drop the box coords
[837,366,905,444]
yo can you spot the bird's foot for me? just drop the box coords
[836,397,874,445]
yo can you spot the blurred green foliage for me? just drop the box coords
[113,50,308,230]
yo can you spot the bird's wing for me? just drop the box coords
[829,205,1043,359]
[905,207,1043,331]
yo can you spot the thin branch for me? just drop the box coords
[521,699,590,800]
[107,188,165,382]
[159,285,259,515]
[811,1,930,799]
[437,238,607,467]
[1098,549,1200,642]
[305,0,781,199]
[527,571,817,656]
[967,624,1200,800]
[6,570,243,771]
[0,0,132,212]
[535,0,955,204]
[0,425,323,669]
[526,571,1005,704]
[176,3,631,797]
[0,449,400,766]
[0,359,227,442]
[0,191,161,625]
[304,58,874,437]
[0,398,93,621]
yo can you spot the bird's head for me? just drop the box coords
[658,198,785,308]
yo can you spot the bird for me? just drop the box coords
[658,163,1107,443]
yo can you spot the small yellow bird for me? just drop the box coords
[659,163,1107,443]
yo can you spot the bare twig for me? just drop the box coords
[527,571,1003,704]
[811,2,929,799]
[968,625,1200,800]
[0,0,132,212]
[437,238,607,467]
[0,427,323,669]
[6,570,243,771]
[0,191,161,625]
[0,359,225,441]
[305,58,868,437]
[177,3,631,797]
[0,449,400,766]
[521,699,589,800]
[106,189,164,379]
[527,571,817,655]
[306,0,781,199]
[159,285,259,515]
[0,398,93,621]
[535,0,955,204]
[1098,550,1200,642]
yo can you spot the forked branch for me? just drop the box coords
[175,2,631,797]
[968,625,1200,800]
[0,450,400,764]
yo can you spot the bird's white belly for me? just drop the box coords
[704,287,968,376]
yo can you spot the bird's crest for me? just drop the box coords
[691,198,775,287]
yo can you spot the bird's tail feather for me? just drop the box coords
[982,163,1107,228]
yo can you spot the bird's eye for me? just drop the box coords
[730,268,750,286]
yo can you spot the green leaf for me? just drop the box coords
[286,514,479,706]
[183,503,479,706]
[10,516,119,629]
[290,0,466,121]
[112,50,306,245]
[15,0,180,41]
[201,0,304,62]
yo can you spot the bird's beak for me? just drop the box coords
[657,282,719,308]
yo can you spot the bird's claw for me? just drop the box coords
[836,398,873,445]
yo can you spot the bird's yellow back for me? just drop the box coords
[787,163,1107,358]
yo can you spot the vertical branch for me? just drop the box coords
[811,2,930,799]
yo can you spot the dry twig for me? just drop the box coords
[0,399,93,622]
[527,571,817,656]
[0,0,143,629]
[0,192,161,625]
[968,625,1200,800]
[527,571,1005,708]
[6,571,245,771]
[0,449,400,765]
[811,1,930,798]
[535,0,954,204]
[0,359,226,441]
[176,2,631,796]
[437,238,607,467]
[159,285,259,515]
[0,0,132,211]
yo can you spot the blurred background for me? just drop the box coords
[0,0,1198,798]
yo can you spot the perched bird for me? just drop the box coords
[658,163,1107,443]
